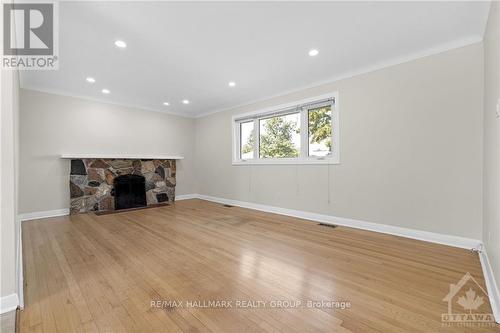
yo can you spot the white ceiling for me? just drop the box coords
[20,1,491,117]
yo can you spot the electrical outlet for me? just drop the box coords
[496,99,500,118]
[488,231,492,242]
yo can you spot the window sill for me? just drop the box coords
[232,158,340,166]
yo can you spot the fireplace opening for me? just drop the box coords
[113,174,147,210]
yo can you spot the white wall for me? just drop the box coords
[19,89,196,214]
[1,68,20,311]
[483,1,500,291]
[195,43,484,239]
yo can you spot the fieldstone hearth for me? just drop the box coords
[69,158,176,214]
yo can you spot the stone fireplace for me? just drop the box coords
[69,158,176,214]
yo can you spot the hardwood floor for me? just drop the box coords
[20,199,499,332]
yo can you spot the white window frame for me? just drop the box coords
[232,92,340,165]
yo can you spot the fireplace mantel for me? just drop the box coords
[61,154,184,160]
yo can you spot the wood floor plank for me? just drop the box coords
[19,199,500,332]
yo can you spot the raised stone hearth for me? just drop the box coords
[69,158,176,214]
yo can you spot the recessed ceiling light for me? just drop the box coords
[308,49,319,57]
[101,89,110,94]
[163,102,170,106]
[182,99,190,105]
[86,77,95,83]
[228,81,236,87]
[114,40,127,48]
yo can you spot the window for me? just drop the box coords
[240,121,254,159]
[308,104,332,157]
[233,93,339,165]
[259,112,300,158]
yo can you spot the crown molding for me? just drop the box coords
[19,86,196,119]
[20,36,483,120]
[195,36,483,119]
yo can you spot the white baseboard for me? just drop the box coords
[20,195,482,250]
[18,195,200,222]
[16,216,24,309]
[18,208,69,221]
[479,248,500,323]
[0,294,18,314]
[196,194,482,250]
[175,193,198,201]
